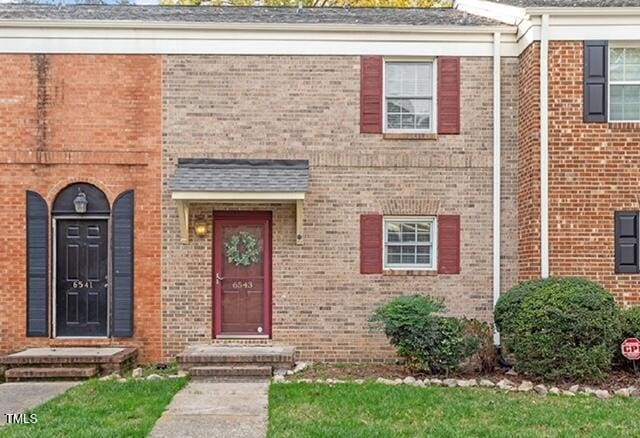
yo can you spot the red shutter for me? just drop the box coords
[360,214,383,274]
[360,56,383,134]
[438,215,461,274]
[437,57,461,135]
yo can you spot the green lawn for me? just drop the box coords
[268,382,640,438]
[0,378,186,438]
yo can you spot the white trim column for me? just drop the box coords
[540,14,550,279]
[493,31,502,346]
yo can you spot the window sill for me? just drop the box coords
[383,133,438,141]
[383,269,438,277]
[608,122,640,130]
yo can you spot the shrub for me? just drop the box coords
[495,277,621,381]
[461,319,497,373]
[370,295,480,375]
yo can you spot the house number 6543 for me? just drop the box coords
[72,280,93,289]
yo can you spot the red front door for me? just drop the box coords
[213,212,272,337]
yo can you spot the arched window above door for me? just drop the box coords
[52,183,110,215]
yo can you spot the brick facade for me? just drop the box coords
[161,55,519,361]
[0,55,162,362]
[546,41,640,306]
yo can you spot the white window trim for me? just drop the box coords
[382,57,438,134]
[608,44,640,123]
[383,216,438,271]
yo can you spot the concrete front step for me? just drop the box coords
[0,347,138,379]
[5,367,97,382]
[189,365,272,382]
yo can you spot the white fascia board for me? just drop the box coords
[171,191,305,201]
[455,0,527,26]
[0,21,519,56]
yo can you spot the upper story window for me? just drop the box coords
[610,47,640,122]
[383,217,436,270]
[384,61,435,133]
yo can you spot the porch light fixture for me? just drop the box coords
[73,190,88,214]
[194,222,208,238]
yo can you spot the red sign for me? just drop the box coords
[622,338,640,361]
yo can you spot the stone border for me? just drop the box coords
[274,375,639,400]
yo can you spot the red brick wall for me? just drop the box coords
[518,43,542,281]
[0,55,163,362]
[546,41,640,305]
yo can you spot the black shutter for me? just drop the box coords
[615,211,639,274]
[112,190,134,337]
[26,191,49,337]
[584,40,608,123]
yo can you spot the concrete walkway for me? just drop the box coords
[150,381,269,438]
[0,382,79,426]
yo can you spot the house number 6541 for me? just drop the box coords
[72,280,93,289]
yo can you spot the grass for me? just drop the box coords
[268,382,640,438]
[0,377,187,438]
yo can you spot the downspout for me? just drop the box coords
[540,14,550,279]
[493,32,502,346]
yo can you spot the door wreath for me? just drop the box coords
[225,231,261,267]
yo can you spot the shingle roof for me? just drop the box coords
[488,0,640,7]
[170,159,309,193]
[0,4,502,26]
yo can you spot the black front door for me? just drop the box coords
[56,219,108,337]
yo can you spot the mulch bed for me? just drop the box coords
[293,363,640,391]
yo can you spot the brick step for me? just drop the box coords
[177,345,295,367]
[190,365,273,378]
[5,367,97,382]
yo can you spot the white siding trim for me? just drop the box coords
[540,14,550,280]
[492,31,501,346]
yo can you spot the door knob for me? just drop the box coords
[215,273,224,284]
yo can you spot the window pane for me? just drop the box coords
[386,98,432,131]
[387,245,401,264]
[385,62,432,98]
[610,48,640,81]
[401,246,416,264]
[417,245,432,265]
[386,223,401,242]
[610,85,640,121]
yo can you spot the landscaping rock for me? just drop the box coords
[376,377,391,384]
[298,378,312,384]
[430,378,443,386]
[505,369,518,376]
[291,362,310,374]
[479,379,495,388]
[518,381,533,392]
[354,379,364,385]
[117,378,128,383]
[562,390,576,397]
[273,375,285,383]
[168,375,182,379]
[595,390,611,400]
[614,388,632,398]
[415,380,426,387]
[146,374,163,381]
[393,378,403,385]
[569,385,580,393]
[403,376,416,385]
[630,387,640,397]
[534,384,548,396]
[273,369,287,377]
[100,372,120,381]
[582,387,597,396]
[443,379,458,388]
[132,367,144,378]
[549,387,561,395]
[457,379,477,388]
[496,379,514,390]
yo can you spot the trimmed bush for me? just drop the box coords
[370,295,480,375]
[495,277,621,381]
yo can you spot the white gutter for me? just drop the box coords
[540,14,549,279]
[493,31,501,346]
